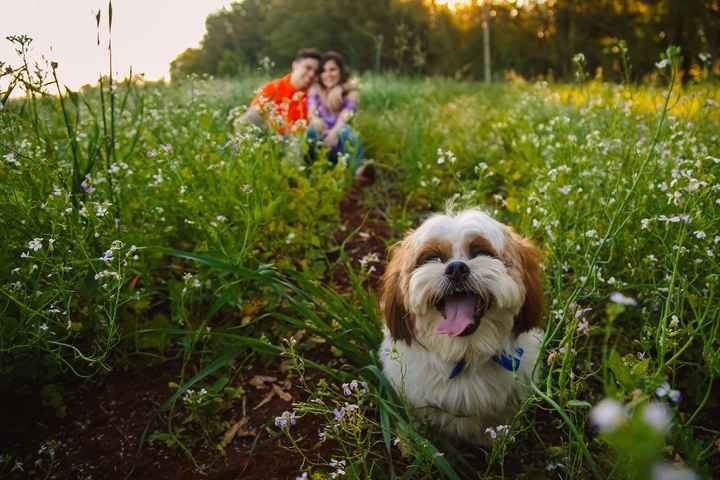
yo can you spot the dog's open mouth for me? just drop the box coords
[435,291,490,337]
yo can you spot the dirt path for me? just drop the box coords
[331,183,393,292]
[1,183,396,480]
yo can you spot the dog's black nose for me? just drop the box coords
[445,261,470,281]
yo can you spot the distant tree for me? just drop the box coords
[170,48,206,78]
[169,0,720,82]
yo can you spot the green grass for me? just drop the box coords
[1,45,719,478]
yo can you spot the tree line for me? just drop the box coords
[170,0,719,82]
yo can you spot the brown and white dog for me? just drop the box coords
[379,209,544,443]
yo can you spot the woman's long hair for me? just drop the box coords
[320,51,350,88]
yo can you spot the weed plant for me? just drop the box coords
[1,31,719,479]
[1,36,348,381]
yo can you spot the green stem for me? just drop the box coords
[530,380,603,480]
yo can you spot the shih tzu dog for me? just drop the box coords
[379,209,544,443]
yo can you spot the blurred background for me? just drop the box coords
[170,0,720,83]
[2,0,719,91]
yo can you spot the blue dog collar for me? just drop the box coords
[493,347,524,372]
[449,347,524,379]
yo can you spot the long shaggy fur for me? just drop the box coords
[379,209,544,443]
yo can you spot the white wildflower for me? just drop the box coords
[590,398,625,433]
[577,318,590,336]
[609,292,637,306]
[655,382,671,398]
[274,410,297,429]
[359,252,380,268]
[94,270,119,281]
[643,402,671,432]
[96,204,108,217]
[27,238,43,251]
[652,463,697,480]
[4,152,20,166]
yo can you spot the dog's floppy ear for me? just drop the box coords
[381,239,415,344]
[507,232,544,334]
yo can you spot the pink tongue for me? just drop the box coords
[435,294,477,337]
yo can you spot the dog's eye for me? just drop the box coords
[418,252,443,265]
[469,247,496,259]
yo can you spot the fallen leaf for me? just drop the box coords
[219,417,255,449]
[292,329,306,342]
[254,389,275,409]
[241,298,266,317]
[249,375,277,389]
[272,384,292,402]
[308,335,327,345]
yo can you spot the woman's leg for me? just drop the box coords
[336,125,364,174]
[305,127,321,163]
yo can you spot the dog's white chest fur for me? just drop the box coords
[380,328,543,443]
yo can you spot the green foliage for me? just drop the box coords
[170,0,720,82]
[0,57,348,380]
[2,33,720,477]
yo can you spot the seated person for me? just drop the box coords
[307,51,373,183]
[237,48,321,134]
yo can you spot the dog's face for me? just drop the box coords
[381,209,543,361]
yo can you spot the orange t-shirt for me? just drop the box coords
[251,74,308,134]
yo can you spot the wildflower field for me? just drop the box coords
[2,45,720,479]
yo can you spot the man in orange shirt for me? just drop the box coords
[237,48,321,134]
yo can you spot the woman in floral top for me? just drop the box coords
[307,51,372,182]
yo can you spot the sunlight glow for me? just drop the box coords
[434,0,474,9]
[432,0,556,10]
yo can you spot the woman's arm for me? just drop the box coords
[307,85,325,132]
[327,78,359,112]
[324,90,359,147]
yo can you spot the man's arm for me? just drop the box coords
[326,79,359,113]
[235,106,265,129]
[235,80,277,130]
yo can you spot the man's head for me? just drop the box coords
[290,48,321,90]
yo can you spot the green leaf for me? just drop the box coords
[631,358,649,377]
[609,349,633,389]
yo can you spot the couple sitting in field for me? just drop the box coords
[237,48,373,184]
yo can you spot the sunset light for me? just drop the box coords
[433,0,474,9]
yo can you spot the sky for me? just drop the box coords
[1,0,234,90]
